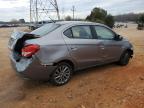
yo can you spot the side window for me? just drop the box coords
[63,29,73,38]
[71,26,93,39]
[94,26,115,40]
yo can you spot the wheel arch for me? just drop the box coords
[53,59,75,70]
[125,48,133,57]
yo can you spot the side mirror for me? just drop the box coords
[115,34,123,41]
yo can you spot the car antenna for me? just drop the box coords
[49,17,56,23]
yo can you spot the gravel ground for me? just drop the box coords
[0,25,144,108]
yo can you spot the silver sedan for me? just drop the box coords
[8,21,133,86]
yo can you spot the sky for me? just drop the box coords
[0,0,144,21]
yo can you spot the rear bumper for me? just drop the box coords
[10,55,56,80]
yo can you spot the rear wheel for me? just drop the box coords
[50,62,73,86]
[118,51,131,66]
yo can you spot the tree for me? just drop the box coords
[86,8,107,22]
[65,16,72,21]
[86,7,114,28]
[137,13,144,30]
[138,14,144,24]
[105,14,114,28]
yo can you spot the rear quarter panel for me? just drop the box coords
[25,28,71,65]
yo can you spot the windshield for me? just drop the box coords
[31,23,60,36]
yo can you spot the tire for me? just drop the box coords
[118,51,131,66]
[50,62,73,86]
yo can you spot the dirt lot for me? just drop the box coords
[0,24,144,108]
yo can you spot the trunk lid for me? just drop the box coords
[8,30,27,50]
[8,29,39,61]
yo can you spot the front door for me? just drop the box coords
[94,25,122,62]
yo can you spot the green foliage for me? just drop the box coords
[138,14,144,24]
[86,7,114,28]
[137,14,144,30]
[105,14,115,28]
[65,16,72,21]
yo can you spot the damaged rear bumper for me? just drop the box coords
[10,54,56,80]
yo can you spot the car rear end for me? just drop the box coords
[8,23,62,80]
[9,32,54,80]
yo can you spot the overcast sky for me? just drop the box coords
[0,0,144,21]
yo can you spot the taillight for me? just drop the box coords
[22,44,40,57]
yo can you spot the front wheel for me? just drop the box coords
[118,51,131,66]
[50,62,73,86]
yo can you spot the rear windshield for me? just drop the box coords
[31,23,60,36]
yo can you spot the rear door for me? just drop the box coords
[94,25,122,62]
[63,25,104,68]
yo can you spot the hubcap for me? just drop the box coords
[54,65,71,84]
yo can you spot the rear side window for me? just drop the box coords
[63,29,73,38]
[94,26,115,40]
[64,25,93,39]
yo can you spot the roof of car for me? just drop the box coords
[55,21,102,25]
